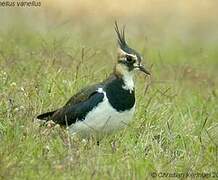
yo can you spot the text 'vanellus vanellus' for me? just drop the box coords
[37,22,150,138]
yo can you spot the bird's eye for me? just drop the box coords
[126,56,132,62]
[126,55,136,64]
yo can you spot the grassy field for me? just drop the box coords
[0,3,218,179]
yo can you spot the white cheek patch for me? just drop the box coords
[133,62,138,66]
[133,62,141,70]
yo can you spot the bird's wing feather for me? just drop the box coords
[51,83,104,125]
[64,83,103,107]
[37,75,116,125]
[62,74,116,108]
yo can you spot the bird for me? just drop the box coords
[37,22,150,138]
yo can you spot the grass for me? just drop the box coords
[0,20,218,179]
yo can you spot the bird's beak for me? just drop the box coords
[138,65,151,75]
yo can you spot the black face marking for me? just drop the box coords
[105,78,135,111]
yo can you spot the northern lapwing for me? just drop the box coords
[37,22,150,137]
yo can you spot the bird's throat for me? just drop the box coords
[122,72,134,92]
[114,64,134,92]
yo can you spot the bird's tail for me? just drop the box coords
[37,110,56,121]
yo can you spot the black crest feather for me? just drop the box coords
[114,21,127,50]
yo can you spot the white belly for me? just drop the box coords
[68,94,135,137]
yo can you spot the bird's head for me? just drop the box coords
[114,22,150,77]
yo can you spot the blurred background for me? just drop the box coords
[0,0,217,92]
[1,0,218,43]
